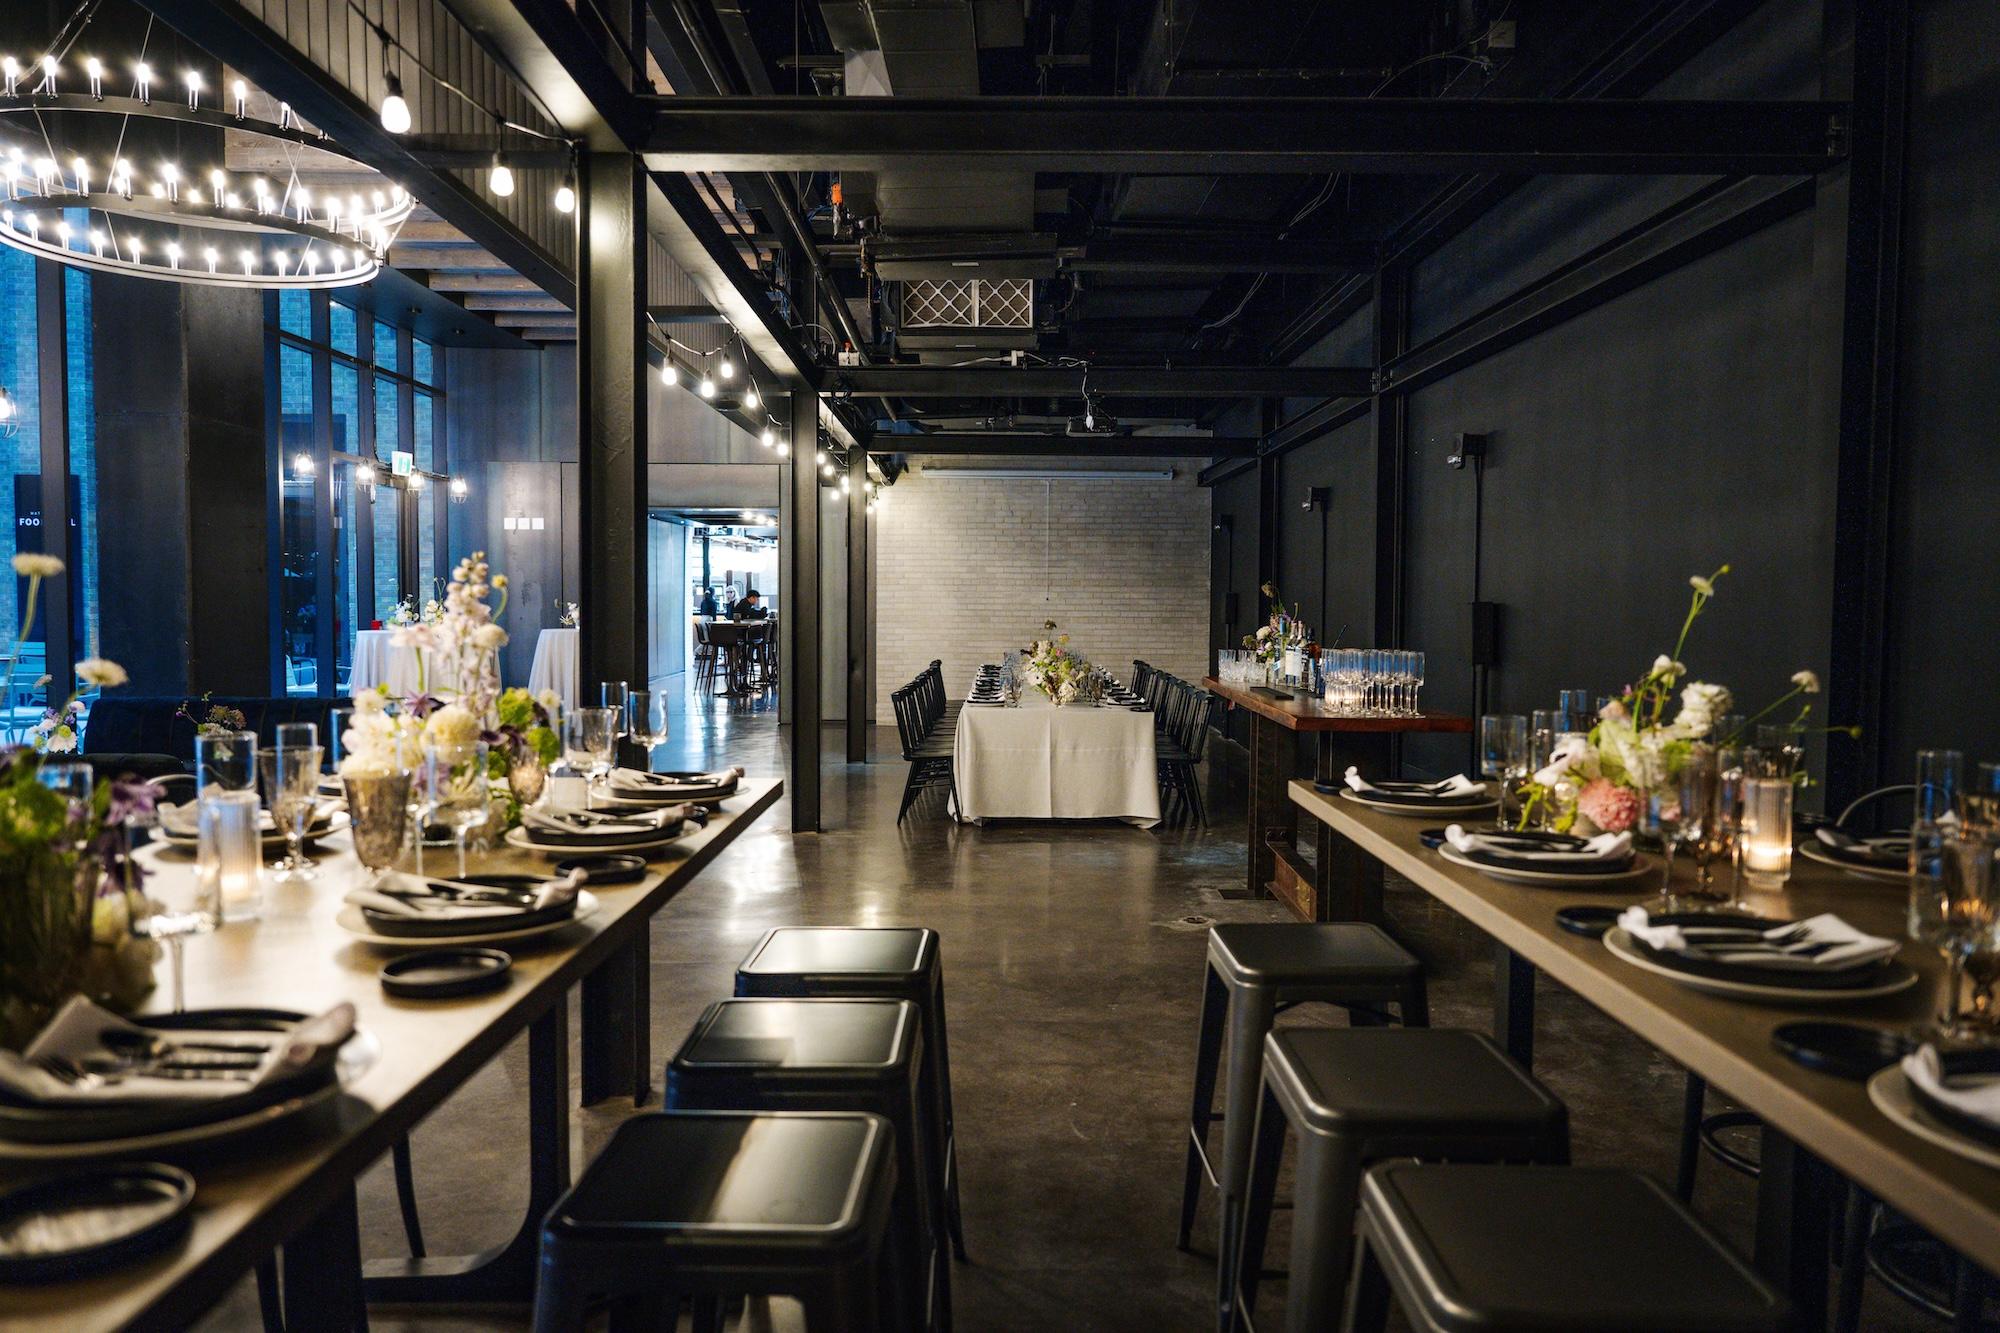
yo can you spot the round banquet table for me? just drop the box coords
[527,627,580,710]
[349,629,424,698]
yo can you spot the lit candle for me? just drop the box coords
[198,789,264,922]
[1740,776,1794,886]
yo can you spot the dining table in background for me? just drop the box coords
[952,681,1160,826]
[526,626,580,711]
[348,629,421,698]
[1202,675,1472,919]
[0,779,782,1333]
[1290,779,1997,1328]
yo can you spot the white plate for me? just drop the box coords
[1798,840,1910,884]
[1603,927,1919,1004]
[0,1027,380,1164]
[155,811,350,852]
[505,825,686,857]
[1336,788,1497,819]
[335,890,600,948]
[1868,1066,2000,1170]
[1436,842,1656,888]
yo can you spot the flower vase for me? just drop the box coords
[0,855,123,1051]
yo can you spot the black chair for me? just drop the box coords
[892,683,956,823]
[736,928,967,1265]
[667,998,947,1331]
[531,1111,903,1333]
[1232,1028,1569,1331]
[1342,1162,1791,1332]
[1160,689,1223,825]
[1179,923,1428,1331]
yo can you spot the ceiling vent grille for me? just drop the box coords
[902,278,1033,329]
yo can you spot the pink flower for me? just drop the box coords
[1577,778,1640,834]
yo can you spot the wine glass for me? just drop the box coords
[1478,715,1528,831]
[422,741,490,880]
[133,793,242,1011]
[565,707,620,808]
[625,689,668,757]
[1672,745,1736,908]
[259,724,322,883]
[1409,652,1426,717]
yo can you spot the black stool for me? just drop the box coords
[1234,1028,1567,1333]
[667,998,946,1332]
[736,927,966,1262]
[1180,923,1428,1329]
[1343,1162,1791,1332]
[531,1110,901,1332]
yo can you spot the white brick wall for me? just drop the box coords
[874,460,1212,715]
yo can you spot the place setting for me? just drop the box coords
[1604,907,1918,1003]
[1436,823,1654,888]
[601,765,743,807]
[1333,766,1498,818]
[504,802,694,856]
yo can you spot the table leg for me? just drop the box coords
[282,1180,368,1331]
[1246,713,1292,899]
[1493,945,1535,1069]
[581,936,650,1106]
[1313,734,1387,923]
[363,1002,571,1305]
[1756,1126,1833,1331]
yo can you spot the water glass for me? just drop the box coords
[565,707,620,807]
[345,771,412,885]
[421,741,490,879]
[259,728,323,884]
[1556,689,1593,734]
[625,689,668,752]
[1747,725,1804,780]
[138,789,251,1010]
[599,680,629,721]
[37,760,94,844]
[328,708,354,771]
[194,730,259,796]
[1478,714,1528,830]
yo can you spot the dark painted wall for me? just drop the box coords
[1211,0,2000,797]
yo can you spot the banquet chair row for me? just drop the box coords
[892,661,957,823]
[530,926,965,1332]
[1131,662,1224,826]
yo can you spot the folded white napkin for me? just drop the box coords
[609,766,741,790]
[158,800,278,838]
[1344,767,1485,799]
[1904,1045,2000,1127]
[1445,825,1632,863]
[0,997,354,1107]
[523,805,676,838]
[1617,908,1900,969]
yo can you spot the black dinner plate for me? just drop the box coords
[1771,1021,1915,1081]
[1555,906,1780,941]
[0,1161,195,1282]
[1456,846,1636,876]
[1906,1070,2000,1151]
[1349,788,1494,810]
[379,948,513,1000]
[0,1009,335,1146]
[555,853,649,885]
[360,874,577,938]
[514,816,685,850]
[1625,934,1890,990]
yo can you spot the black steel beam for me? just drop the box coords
[649,304,731,324]
[825,366,1372,400]
[1259,397,1374,459]
[787,391,822,832]
[1198,457,1258,487]
[137,0,574,304]
[873,433,1259,458]
[1371,265,1410,650]
[1379,175,1815,397]
[642,96,1845,175]
[1064,237,1375,276]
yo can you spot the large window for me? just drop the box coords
[268,294,447,695]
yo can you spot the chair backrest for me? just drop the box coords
[1131,660,1153,696]
[890,685,920,758]
[1184,691,1224,761]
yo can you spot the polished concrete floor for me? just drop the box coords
[195,679,1938,1331]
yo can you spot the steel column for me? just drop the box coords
[846,451,869,765]
[33,260,73,692]
[576,152,650,693]
[1371,266,1409,651]
[788,393,822,832]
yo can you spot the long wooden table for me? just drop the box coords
[0,779,781,1333]
[1202,676,1470,920]
[1290,780,2000,1324]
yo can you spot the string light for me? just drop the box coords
[379,71,411,134]
[718,354,736,380]
[660,360,678,387]
[554,171,575,214]
[760,427,774,448]
[698,375,716,399]
[488,154,514,198]
[407,470,426,491]
[293,451,315,477]
[742,386,760,411]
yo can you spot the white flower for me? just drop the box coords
[390,624,436,651]
[425,703,480,747]
[471,624,509,652]
[353,688,388,714]
[1689,574,1716,596]
[1791,670,1821,694]
[44,726,75,753]
[1650,654,1685,680]
[10,553,63,578]
[1256,625,1276,641]
[1673,680,1732,738]
[339,753,397,780]
[75,657,128,688]
[536,689,562,716]
[492,574,508,590]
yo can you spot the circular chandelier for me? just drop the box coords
[0,74,413,289]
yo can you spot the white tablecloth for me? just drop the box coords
[952,687,1160,826]
[527,627,580,711]
[350,629,424,698]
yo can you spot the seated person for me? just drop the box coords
[697,586,719,618]
[731,588,769,620]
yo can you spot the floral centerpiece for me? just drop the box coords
[1022,621,1090,705]
[177,692,248,739]
[1524,566,1845,833]
[486,686,562,816]
[387,551,509,719]
[558,600,579,629]
[30,699,83,754]
[1240,582,1314,681]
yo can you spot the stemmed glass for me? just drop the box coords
[1670,745,1737,909]
[259,724,322,883]
[625,690,668,759]
[1915,761,2000,1039]
[133,794,243,1011]
[1478,715,1528,831]
[420,741,490,879]
[566,707,619,808]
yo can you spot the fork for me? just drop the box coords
[33,1054,109,1091]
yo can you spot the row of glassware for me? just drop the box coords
[1214,647,1431,716]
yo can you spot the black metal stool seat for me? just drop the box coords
[736,928,966,1263]
[1344,1163,1792,1333]
[532,1110,901,1333]
[1181,923,1429,1333]
[1234,1028,1569,1333]
[668,998,946,1332]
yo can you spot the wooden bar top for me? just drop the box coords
[1290,780,2000,1276]
[0,779,782,1333]
[1203,676,1473,734]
